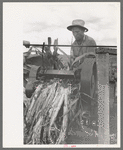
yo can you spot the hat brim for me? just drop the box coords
[67,25,88,32]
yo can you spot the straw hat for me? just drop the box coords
[67,19,88,32]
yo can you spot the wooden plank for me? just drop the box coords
[38,70,74,79]
[96,53,110,144]
[40,70,74,76]
[96,48,117,55]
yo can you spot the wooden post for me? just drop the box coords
[96,53,110,144]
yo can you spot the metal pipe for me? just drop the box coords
[29,44,117,47]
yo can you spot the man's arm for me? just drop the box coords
[70,47,75,68]
[87,39,96,53]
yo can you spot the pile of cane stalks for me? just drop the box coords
[24,78,82,144]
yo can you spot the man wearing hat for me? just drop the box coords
[67,19,96,66]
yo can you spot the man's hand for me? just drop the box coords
[72,52,96,68]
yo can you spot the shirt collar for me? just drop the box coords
[73,34,86,45]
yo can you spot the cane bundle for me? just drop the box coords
[24,79,80,144]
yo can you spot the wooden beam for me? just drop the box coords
[96,48,117,55]
[96,53,110,144]
[39,70,74,79]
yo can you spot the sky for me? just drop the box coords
[22,2,120,54]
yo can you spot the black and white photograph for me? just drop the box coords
[3,2,120,148]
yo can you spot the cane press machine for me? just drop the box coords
[23,38,117,140]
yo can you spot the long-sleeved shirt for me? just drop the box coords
[70,34,96,64]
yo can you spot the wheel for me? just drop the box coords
[80,58,97,100]
[80,58,98,129]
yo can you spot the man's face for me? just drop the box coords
[72,27,85,41]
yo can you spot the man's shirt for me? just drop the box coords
[70,34,96,63]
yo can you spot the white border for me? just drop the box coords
[3,2,120,148]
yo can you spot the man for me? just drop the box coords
[67,20,97,124]
[67,19,96,66]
